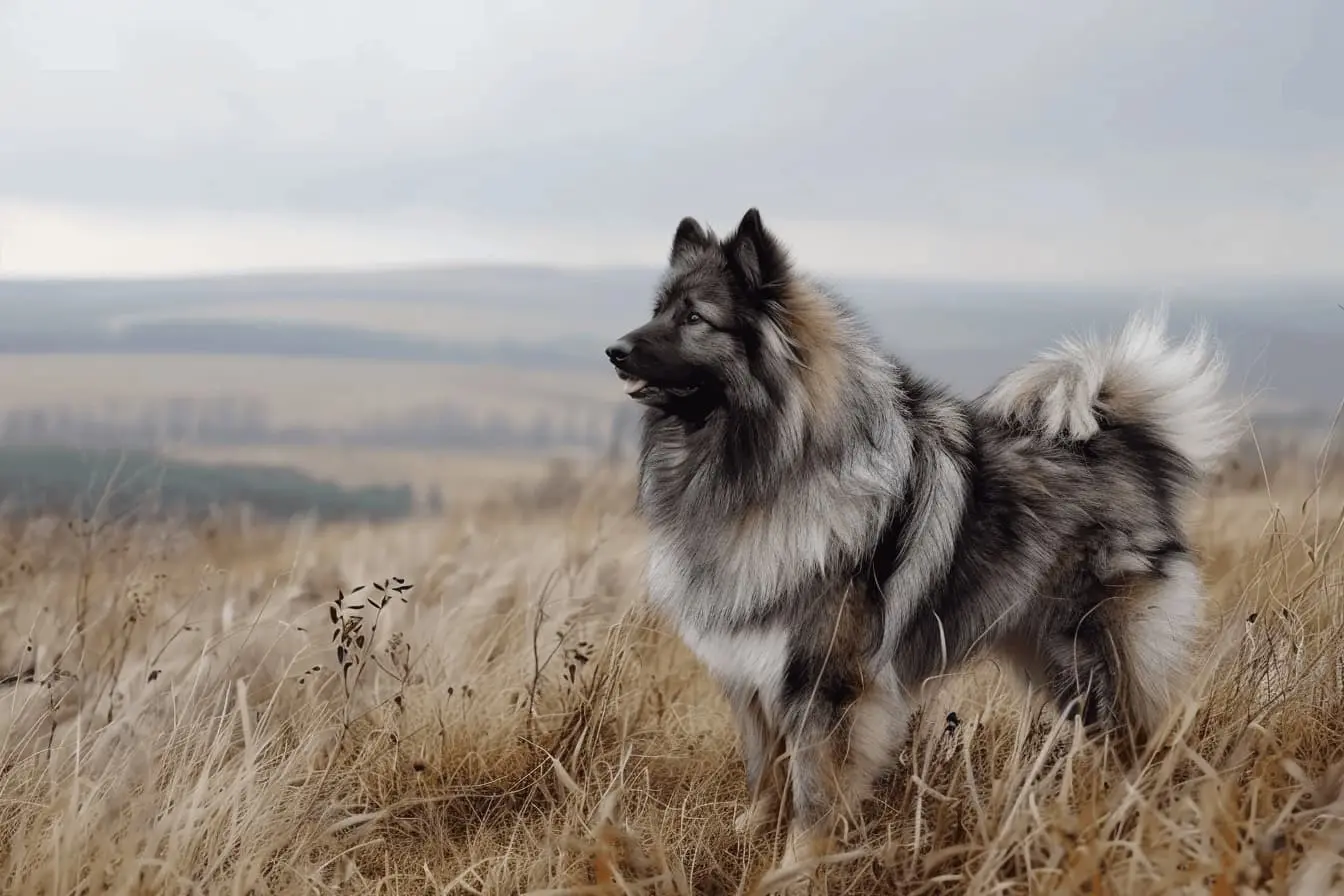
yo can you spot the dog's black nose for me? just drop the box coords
[605,339,633,364]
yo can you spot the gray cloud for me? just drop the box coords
[1,0,1341,278]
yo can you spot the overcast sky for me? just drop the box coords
[1,0,1341,282]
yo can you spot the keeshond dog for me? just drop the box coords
[604,208,1240,867]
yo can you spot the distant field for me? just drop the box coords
[0,353,621,426]
[110,298,605,342]
[163,444,561,500]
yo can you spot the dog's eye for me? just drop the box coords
[686,312,703,324]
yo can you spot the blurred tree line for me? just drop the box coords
[0,395,641,457]
[0,446,415,523]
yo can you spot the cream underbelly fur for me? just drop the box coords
[680,624,791,699]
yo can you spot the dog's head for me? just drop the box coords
[605,207,798,419]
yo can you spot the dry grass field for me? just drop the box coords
[0,458,1342,895]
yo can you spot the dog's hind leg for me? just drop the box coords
[729,689,788,836]
[1002,599,1125,737]
[1036,615,1124,734]
[1013,552,1208,752]
[1109,553,1208,743]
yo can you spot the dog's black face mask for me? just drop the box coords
[604,309,724,416]
[605,209,790,420]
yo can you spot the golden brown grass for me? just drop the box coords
[0,464,1341,895]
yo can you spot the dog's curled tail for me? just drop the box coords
[980,307,1242,475]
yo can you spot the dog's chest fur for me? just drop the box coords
[636,368,919,695]
[679,624,792,698]
[642,444,907,670]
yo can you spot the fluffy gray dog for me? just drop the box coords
[605,208,1240,867]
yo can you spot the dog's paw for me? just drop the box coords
[750,871,812,896]
[733,797,779,836]
[779,828,824,868]
[748,831,824,895]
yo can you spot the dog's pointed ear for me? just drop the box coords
[725,207,788,294]
[670,216,711,264]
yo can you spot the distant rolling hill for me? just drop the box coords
[0,266,1339,417]
[0,319,594,371]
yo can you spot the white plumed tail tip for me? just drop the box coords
[982,305,1243,475]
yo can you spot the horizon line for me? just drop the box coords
[2,257,1342,294]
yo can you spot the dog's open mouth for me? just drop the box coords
[616,370,699,401]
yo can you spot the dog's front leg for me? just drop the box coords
[777,667,908,870]
[728,688,787,836]
[777,711,846,869]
